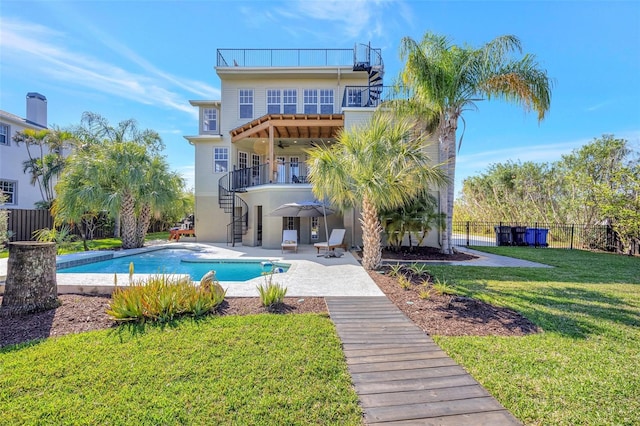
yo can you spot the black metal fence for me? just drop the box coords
[452,221,638,254]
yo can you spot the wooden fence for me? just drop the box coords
[5,208,54,241]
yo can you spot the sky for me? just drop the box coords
[2,0,639,194]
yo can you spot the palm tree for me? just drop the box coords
[54,116,182,250]
[13,128,73,209]
[307,112,446,270]
[398,32,553,253]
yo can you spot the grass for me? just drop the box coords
[1,232,171,258]
[428,247,639,425]
[0,314,362,425]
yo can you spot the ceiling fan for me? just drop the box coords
[277,141,290,149]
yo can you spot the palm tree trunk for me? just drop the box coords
[440,113,458,254]
[361,195,383,270]
[120,192,137,249]
[135,203,152,248]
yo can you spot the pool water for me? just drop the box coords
[58,249,289,282]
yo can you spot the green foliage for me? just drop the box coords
[32,225,76,253]
[381,193,444,250]
[0,315,361,424]
[407,262,430,276]
[431,277,459,295]
[107,274,226,322]
[387,263,405,277]
[455,135,640,252]
[397,275,413,290]
[53,112,185,250]
[418,288,432,300]
[257,272,288,310]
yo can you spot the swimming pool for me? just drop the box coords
[58,248,289,282]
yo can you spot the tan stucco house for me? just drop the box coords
[185,44,440,250]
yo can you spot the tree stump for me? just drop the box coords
[0,242,59,316]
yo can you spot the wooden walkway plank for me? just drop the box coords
[326,296,521,425]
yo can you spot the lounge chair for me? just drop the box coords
[281,230,298,253]
[314,229,347,253]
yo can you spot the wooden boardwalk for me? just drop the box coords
[326,297,521,425]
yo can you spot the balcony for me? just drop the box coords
[342,86,413,108]
[222,162,311,192]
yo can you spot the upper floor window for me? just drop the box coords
[214,147,229,173]
[0,180,16,204]
[267,90,281,114]
[304,89,334,114]
[0,123,9,145]
[267,89,297,114]
[202,108,217,133]
[303,89,318,114]
[283,89,297,114]
[320,89,334,114]
[239,89,253,119]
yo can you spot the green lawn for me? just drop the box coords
[0,314,362,425]
[430,247,639,425]
[1,232,170,258]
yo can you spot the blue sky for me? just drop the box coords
[2,0,639,193]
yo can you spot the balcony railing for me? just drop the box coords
[225,162,311,191]
[217,48,355,68]
[342,86,413,108]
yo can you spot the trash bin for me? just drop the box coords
[494,226,513,246]
[511,226,527,246]
[525,228,549,247]
[524,228,536,246]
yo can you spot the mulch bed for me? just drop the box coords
[0,247,540,348]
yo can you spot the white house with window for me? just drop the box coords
[184,44,439,249]
[0,93,49,209]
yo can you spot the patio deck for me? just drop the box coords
[326,296,521,425]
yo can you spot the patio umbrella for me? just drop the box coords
[269,201,334,246]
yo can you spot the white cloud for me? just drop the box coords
[264,0,402,40]
[0,16,218,118]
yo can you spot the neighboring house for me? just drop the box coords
[185,44,440,249]
[0,93,49,209]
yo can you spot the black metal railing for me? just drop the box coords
[217,48,355,68]
[451,221,635,253]
[223,163,310,191]
[342,86,412,108]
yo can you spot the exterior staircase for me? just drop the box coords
[353,43,385,106]
[218,171,248,246]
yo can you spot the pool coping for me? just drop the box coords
[0,243,385,298]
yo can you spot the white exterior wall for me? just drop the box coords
[0,113,48,209]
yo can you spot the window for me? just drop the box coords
[0,123,9,145]
[267,89,281,114]
[0,180,16,204]
[251,153,261,183]
[238,151,248,170]
[202,108,217,132]
[347,88,363,107]
[267,89,297,114]
[283,89,297,114]
[320,89,334,113]
[303,89,318,114]
[239,89,253,119]
[311,217,319,240]
[214,147,228,173]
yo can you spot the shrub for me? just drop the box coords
[107,272,226,322]
[407,262,430,276]
[432,278,459,296]
[397,275,413,290]
[257,272,287,311]
[387,263,404,277]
